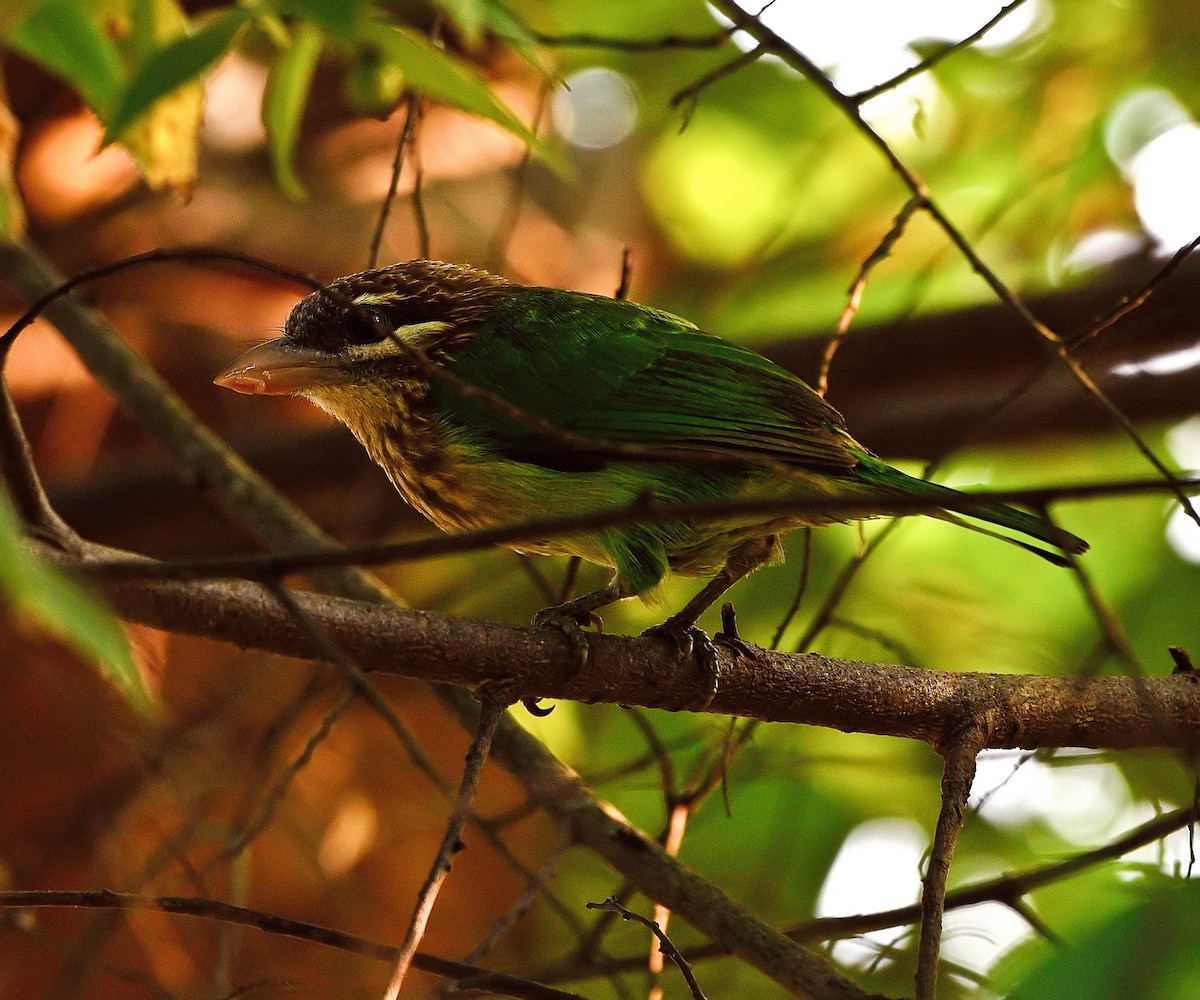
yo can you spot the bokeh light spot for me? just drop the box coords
[552,68,638,150]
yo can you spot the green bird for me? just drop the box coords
[215,260,1087,700]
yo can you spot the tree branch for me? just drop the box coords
[44,539,1200,751]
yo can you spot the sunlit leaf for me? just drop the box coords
[0,488,152,716]
[358,18,538,148]
[10,0,126,120]
[106,7,250,141]
[263,21,322,201]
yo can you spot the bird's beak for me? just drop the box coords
[214,339,351,396]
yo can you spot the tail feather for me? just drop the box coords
[851,456,1089,558]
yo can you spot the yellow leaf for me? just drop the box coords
[121,77,203,195]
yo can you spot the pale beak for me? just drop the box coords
[214,339,350,396]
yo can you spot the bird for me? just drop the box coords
[215,259,1087,703]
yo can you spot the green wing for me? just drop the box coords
[437,287,857,470]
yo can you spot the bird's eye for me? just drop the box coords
[351,304,392,344]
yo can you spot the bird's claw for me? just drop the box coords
[532,607,603,671]
[714,601,759,660]
[642,622,721,711]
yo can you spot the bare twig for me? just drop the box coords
[516,552,561,605]
[368,91,423,270]
[531,29,731,51]
[450,824,573,972]
[383,688,511,998]
[916,726,986,1000]
[265,581,451,793]
[820,196,923,398]
[81,474,1200,584]
[1067,232,1200,352]
[217,686,355,864]
[615,246,633,300]
[670,46,763,126]
[826,618,926,668]
[647,802,692,999]
[0,891,583,1000]
[770,528,812,650]
[487,78,553,269]
[587,897,707,1000]
[852,0,1030,104]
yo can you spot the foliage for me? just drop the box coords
[0,485,150,713]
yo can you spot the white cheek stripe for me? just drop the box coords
[343,299,453,359]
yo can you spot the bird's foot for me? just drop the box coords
[533,605,604,660]
[527,607,604,715]
[642,621,721,711]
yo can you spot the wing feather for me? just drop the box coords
[437,288,857,470]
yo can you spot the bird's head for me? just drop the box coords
[214,260,508,418]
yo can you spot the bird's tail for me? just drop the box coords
[851,455,1088,566]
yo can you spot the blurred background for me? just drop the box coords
[3,0,1200,997]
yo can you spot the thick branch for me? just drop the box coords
[51,541,1200,751]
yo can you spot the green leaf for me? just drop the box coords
[106,7,251,140]
[436,0,543,68]
[270,0,367,43]
[0,488,153,715]
[358,19,539,148]
[1003,877,1200,1000]
[263,21,322,201]
[270,0,369,44]
[0,0,41,41]
[10,0,126,121]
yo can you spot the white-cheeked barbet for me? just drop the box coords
[216,260,1088,701]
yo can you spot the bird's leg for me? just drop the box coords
[644,537,776,709]
[533,576,629,671]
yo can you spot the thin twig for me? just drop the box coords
[1067,232,1200,352]
[1039,503,1142,676]
[647,802,692,1000]
[368,91,423,270]
[586,897,707,1000]
[487,78,553,268]
[0,246,322,352]
[852,0,1030,104]
[827,618,926,668]
[770,528,812,650]
[917,727,986,1000]
[531,30,732,51]
[516,552,560,605]
[383,688,511,998]
[559,556,582,603]
[819,196,923,398]
[615,246,632,300]
[265,580,452,794]
[627,708,679,806]
[0,374,74,542]
[81,474,1200,584]
[450,824,573,972]
[218,686,356,863]
[0,891,583,1000]
[670,46,763,126]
